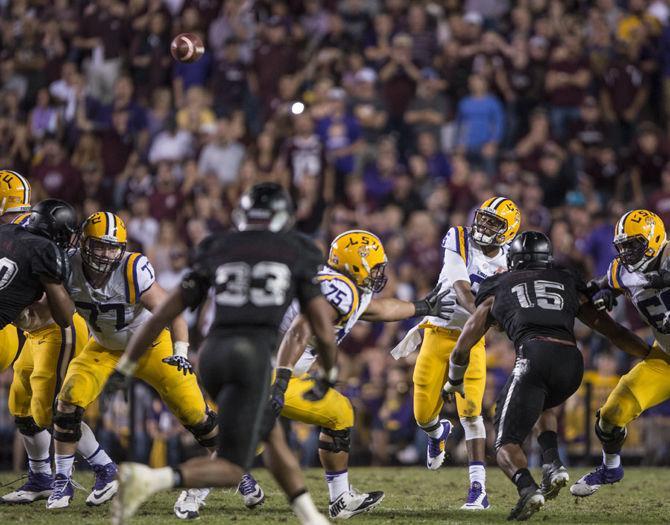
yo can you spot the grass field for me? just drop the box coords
[0,466,667,524]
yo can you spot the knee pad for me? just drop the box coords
[595,410,627,454]
[184,408,218,448]
[53,406,84,443]
[14,416,44,437]
[460,416,486,441]
[319,427,351,453]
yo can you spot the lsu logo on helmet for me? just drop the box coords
[0,170,31,216]
[81,212,128,274]
[614,209,667,271]
[328,230,388,292]
[472,197,520,246]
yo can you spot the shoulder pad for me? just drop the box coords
[123,252,155,303]
[442,226,469,263]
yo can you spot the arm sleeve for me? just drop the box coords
[32,242,69,284]
[179,236,216,310]
[475,274,499,306]
[294,236,324,308]
[135,255,156,296]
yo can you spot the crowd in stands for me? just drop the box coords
[2,0,670,469]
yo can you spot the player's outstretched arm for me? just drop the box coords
[361,287,455,322]
[577,300,651,358]
[303,295,339,374]
[443,297,494,400]
[141,283,192,374]
[41,280,74,328]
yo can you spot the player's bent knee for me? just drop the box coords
[15,416,44,436]
[319,427,351,453]
[53,406,84,442]
[184,408,218,448]
[32,409,53,431]
[460,416,486,440]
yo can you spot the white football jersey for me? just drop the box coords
[425,226,508,330]
[607,257,670,355]
[68,250,155,350]
[282,266,373,375]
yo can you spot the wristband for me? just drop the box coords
[448,354,467,385]
[116,354,138,377]
[274,367,293,393]
[412,300,429,317]
[173,341,189,358]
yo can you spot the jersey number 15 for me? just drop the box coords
[511,280,565,311]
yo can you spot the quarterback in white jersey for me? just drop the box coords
[571,209,667,497]
[49,212,218,511]
[404,196,520,511]
[272,230,453,520]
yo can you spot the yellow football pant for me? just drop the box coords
[281,374,354,430]
[58,329,207,427]
[413,324,486,426]
[9,314,88,428]
[0,324,19,371]
[600,344,670,428]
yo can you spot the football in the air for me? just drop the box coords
[170,32,205,63]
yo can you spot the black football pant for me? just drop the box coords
[494,339,583,449]
[198,329,275,469]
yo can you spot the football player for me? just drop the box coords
[571,210,670,497]
[107,183,336,525]
[0,176,116,507]
[0,170,32,371]
[400,197,520,510]
[443,232,651,520]
[48,211,222,509]
[258,229,454,520]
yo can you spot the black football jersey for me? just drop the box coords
[0,224,70,328]
[182,229,323,332]
[475,267,587,347]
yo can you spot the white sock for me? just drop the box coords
[325,469,349,501]
[469,462,486,488]
[55,454,75,478]
[421,418,444,439]
[77,422,112,466]
[291,492,324,524]
[23,430,52,474]
[603,451,621,469]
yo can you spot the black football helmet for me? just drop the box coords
[232,183,295,232]
[507,231,553,270]
[25,199,78,250]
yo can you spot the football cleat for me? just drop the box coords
[426,419,452,470]
[174,489,208,520]
[540,461,569,500]
[112,463,162,525]
[1,470,52,503]
[507,488,544,521]
[46,474,74,509]
[570,464,624,497]
[329,487,385,519]
[86,462,118,506]
[461,481,490,510]
[238,473,265,509]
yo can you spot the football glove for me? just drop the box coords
[162,355,194,375]
[592,288,617,312]
[442,380,465,403]
[412,286,455,320]
[303,367,338,402]
[644,271,670,290]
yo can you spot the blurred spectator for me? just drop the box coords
[198,117,245,186]
[405,68,448,148]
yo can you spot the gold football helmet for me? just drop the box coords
[81,212,128,274]
[0,170,31,216]
[614,209,667,271]
[472,197,520,246]
[328,230,388,292]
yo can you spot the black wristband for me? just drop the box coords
[449,377,464,386]
[274,367,293,393]
[412,300,429,317]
